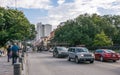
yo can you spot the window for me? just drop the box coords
[104,50,115,53]
[57,47,68,51]
[76,48,88,52]
[96,50,103,53]
[76,49,83,52]
[71,48,75,52]
[68,48,72,52]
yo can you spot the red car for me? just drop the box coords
[95,49,120,62]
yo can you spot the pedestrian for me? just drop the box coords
[11,43,20,65]
[7,45,12,62]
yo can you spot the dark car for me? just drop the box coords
[53,47,68,58]
[95,49,120,62]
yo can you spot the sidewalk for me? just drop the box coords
[0,56,13,75]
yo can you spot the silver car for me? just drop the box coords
[68,47,95,63]
[53,47,68,58]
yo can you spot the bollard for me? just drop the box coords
[14,63,22,75]
[19,57,23,70]
[21,51,24,57]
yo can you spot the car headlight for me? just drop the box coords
[91,54,94,57]
[80,54,84,57]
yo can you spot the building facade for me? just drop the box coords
[44,24,52,37]
[35,23,52,46]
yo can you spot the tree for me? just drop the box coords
[93,31,113,46]
[53,14,118,46]
[28,24,36,40]
[0,7,36,47]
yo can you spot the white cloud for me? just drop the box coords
[89,0,116,9]
[39,0,99,26]
[57,0,65,5]
[0,0,52,9]
[1,0,120,29]
[0,0,11,7]
[37,3,76,26]
[44,0,120,28]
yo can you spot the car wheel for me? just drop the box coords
[55,52,59,58]
[113,60,116,62]
[90,60,94,63]
[75,57,79,64]
[53,52,55,57]
[67,56,71,61]
[100,57,104,62]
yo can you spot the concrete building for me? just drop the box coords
[44,24,52,37]
[35,23,52,46]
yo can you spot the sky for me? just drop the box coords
[0,0,120,29]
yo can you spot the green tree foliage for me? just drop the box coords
[28,24,36,40]
[93,31,113,46]
[53,13,119,46]
[103,15,120,45]
[0,7,36,47]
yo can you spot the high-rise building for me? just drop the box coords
[44,24,52,37]
[36,23,52,41]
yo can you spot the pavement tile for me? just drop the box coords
[0,56,13,75]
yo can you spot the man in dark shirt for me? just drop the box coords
[11,43,20,65]
[7,45,12,62]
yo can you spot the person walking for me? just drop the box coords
[11,43,20,65]
[7,45,12,62]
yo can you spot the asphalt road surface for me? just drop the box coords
[28,52,120,75]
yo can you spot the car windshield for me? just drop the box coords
[76,48,89,52]
[104,50,115,53]
[57,47,68,51]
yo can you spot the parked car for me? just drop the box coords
[53,46,68,58]
[0,50,4,56]
[94,49,120,62]
[68,47,95,63]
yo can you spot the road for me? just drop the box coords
[28,52,120,75]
